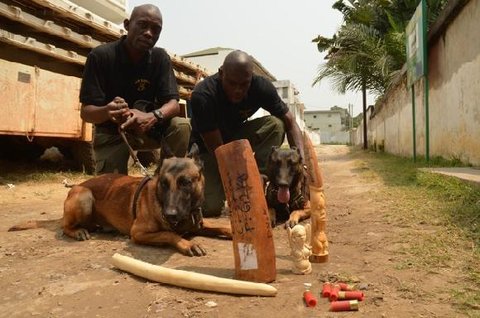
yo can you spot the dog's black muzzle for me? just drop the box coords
[164,207,203,233]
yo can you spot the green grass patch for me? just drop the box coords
[351,149,480,315]
[0,159,87,185]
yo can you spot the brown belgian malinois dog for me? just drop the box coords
[9,144,232,256]
[265,146,311,228]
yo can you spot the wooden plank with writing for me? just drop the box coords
[215,139,276,283]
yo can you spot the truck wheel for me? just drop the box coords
[72,141,95,175]
[0,136,44,161]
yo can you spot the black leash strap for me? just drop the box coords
[131,175,152,219]
[118,128,150,176]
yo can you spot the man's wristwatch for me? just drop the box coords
[152,109,164,124]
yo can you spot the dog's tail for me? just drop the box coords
[8,219,62,232]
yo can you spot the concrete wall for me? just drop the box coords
[320,131,351,144]
[354,0,480,166]
[305,130,321,146]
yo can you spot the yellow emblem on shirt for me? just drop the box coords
[135,79,150,91]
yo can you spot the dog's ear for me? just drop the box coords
[156,139,175,172]
[160,139,175,159]
[293,146,301,158]
[269,146,278,159]
[187,143,199,159]
[188,143,204,171]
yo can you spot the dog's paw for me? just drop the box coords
[268,208,277,228]
[284,218,299,229]
[178,240,207,257]
[73,228,91,241]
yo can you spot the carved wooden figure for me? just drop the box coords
[303,134,329,263]
[287,223,312,275]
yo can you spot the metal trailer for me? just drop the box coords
[0,0,208,173]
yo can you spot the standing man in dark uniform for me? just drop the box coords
[80,4,191,174]
[190,50,305,217]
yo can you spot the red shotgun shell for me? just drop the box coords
[322,282,332,298]
[338,282,356,291]
[337,291,364,301]
[329,284,341,301]
[330,300,360,312]
[303,291,317,307]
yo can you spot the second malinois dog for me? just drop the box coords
[265,146,311,228]
[9,144,232,257]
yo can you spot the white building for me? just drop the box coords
[272,80,305,131]
[305,110,342,132]
[305,109,349,144]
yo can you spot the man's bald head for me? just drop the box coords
[222,50,254,75]
[219,50,254,103]
[130,4,162,22]
[124,4,162,54]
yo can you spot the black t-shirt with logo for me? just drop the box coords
[79,36,179,130]
[190,73,288,152]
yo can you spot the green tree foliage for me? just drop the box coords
[312,0,448,97]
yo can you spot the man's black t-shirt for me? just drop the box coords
[190,73,288,152]
[80,36,179,130]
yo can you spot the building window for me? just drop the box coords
[313,115,317,118]
[328,124,332,127]
[282,87,288,98]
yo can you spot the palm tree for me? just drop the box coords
[312,0,448,149]
[313,23,390,95]
[313,0,391,149]
[313,22,388,149]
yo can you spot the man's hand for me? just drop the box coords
[120,108,157,134]
[107,97,130,124]
[201,130,224,154]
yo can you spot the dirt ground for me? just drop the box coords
[0,145,470,317]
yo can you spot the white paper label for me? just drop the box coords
[237,242,258,270]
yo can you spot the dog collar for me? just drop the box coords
[131,176,152,220]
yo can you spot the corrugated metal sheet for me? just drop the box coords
[0,59,84,138]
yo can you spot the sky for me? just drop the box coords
[128,0,375,116]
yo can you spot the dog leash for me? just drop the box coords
[118,128,150,176]
[119,128,152,220]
